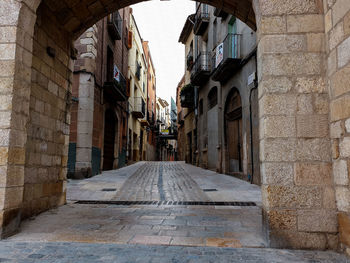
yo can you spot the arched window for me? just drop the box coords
[208,87,218,110]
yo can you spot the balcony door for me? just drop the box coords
[228,17,238,58]
[107,47,114,82]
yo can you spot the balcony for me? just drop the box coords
[147,111,155,125]
[212,34,241,82]
[180,84,194,108]
[141,111,151,127]
[132,97,146,119]
[187,50,194,70]
[214,8,228,19]
[103,72,127,101]
[191,52,211,86]
[107,12,122,40]
[194,4,210,35]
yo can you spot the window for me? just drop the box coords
[208,87,218,109]
[106,47,114,82]
[199,99,203,115]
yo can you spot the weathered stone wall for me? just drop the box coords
[23,2,71,219]
[0,0,345,252]
[324,0,350,255]
[0,0,39,237]
[255,0,338,249]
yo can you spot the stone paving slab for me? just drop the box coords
[10,162,267,248]
[8,203,266,248]
[67,162,261,204]
[67,162,146,201]
[180,162,262,204]
[0,241,348,263]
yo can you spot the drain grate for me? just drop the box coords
[203,189,218,192]
[101,188,117,192]
[75,200,256,207]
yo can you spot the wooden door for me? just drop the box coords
[103,109,116,170]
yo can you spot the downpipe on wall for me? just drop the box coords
[249,53,258,184]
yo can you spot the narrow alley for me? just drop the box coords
[1,162,347,262]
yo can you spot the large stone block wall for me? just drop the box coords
[324,0,350,255]
[0,0,347,252]
[255,0,338,249]
[22,2,71,219]
[0,0,39,237]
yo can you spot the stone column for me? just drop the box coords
[0,0,37,237]
[254,0,337,249]
[73,26,98,178]
[75,73,95,178]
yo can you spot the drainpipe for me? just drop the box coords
[194,86,199,166]
[249,54,258,184]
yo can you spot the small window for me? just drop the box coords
[208,87,218,109]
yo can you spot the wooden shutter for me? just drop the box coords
[128,31,133,49]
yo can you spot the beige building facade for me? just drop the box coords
[179,15,198,165]
[1,0,350,254]
[127,12,148,162]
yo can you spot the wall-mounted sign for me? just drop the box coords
[215,43,224,68]
[161,129,169,135]
[248,72,256,86]
[114,64,120,82]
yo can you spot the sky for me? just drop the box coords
[132,0,195,105]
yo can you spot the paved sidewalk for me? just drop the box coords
[0,241,348,263]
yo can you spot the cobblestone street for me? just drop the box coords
[2,162,348,262]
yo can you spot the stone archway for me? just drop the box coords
[1,0,346,252]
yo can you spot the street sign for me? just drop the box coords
[248,72,256,86]
[161,129,169,135]
[215,43,224,68]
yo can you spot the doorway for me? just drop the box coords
[225,88,243,173]
[103,109,117,170]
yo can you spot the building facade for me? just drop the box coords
[68,8,131,179]
[127,12,148,162]
[179,4,260,184]
[142,41,157,161]
[176,76,186,161]
[178,14,198,165]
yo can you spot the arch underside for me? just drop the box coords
[40,0,255,39]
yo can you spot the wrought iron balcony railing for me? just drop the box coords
[194,4,210,35]
[191,52,211,85]
[103,71,127,101]
[107,11,122,40]
[187,50,194,70]
[212,34,242,82]
[132,97,146,119]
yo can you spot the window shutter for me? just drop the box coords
[128,31,133,49]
